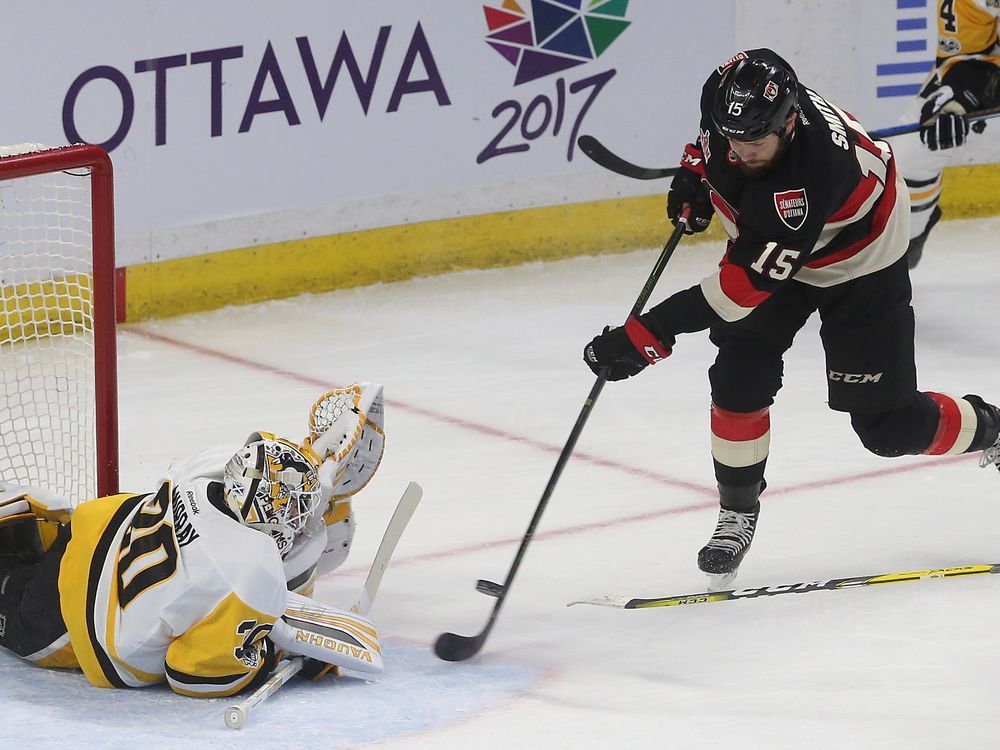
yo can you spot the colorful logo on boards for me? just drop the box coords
[483,0,631,85]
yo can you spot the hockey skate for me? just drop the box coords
[979,434,1000,471]
[697,503,760,590]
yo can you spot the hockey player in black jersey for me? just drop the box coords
[583,49,1000,588]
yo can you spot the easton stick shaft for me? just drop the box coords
[433,213,692,663]
[567,564,1000,610]
[578,107,1000,181]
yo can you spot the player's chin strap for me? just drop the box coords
[268,591,383,674]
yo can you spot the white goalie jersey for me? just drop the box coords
[59,477,287,696]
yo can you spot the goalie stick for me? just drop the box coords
[578,106,1000,181]
[433,214,692,663]
[224,481,423,730]
[567,563,1000,610]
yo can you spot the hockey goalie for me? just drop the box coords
[0,383,388,697]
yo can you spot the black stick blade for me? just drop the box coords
[577,135,677,180]
[434,631,486,662]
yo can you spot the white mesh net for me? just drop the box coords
[0,145,102,505]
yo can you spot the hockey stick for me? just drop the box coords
[224,657,305,729]
[869,106,1000,138]
[577,134,676,180]
[224,481,423,729]
[350,481,423,616]
[579,106,1000,181]
[433,215,691,663]
[567,563,1000,610]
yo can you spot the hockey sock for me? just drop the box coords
[711,403,769,489]
[926,393,1000,454]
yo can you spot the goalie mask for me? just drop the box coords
[223,432,322,558]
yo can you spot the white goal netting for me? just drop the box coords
[0,143,114,505]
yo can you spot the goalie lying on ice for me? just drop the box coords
[0,383,386,697]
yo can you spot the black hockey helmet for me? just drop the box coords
[712,50,799,142]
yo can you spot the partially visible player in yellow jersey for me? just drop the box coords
[894,0,1000,267]
[0,384,386,697]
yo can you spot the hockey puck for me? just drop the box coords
[476,579,504,597]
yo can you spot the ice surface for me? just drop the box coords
[3,216,1000,748]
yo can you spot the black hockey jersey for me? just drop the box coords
[647,49,909,337]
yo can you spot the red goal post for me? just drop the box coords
[0,143,118,503]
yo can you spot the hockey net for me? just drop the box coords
[0,143,118,506]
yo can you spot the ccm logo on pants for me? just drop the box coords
[827,371,883,384]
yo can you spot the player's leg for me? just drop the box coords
[701,286,815,583]
[0,521,76,668]
[850,392,1000,459]
[893,129,948,269]
[820,256,1000,458]
[894,59,1000,269]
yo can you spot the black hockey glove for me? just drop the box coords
[919,86,970,151]
[666,143,713,234]
[583,317,674,381]
[921,59,999,149]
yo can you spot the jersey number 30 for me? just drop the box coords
[117,491,180,609]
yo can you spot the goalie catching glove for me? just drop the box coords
[298,383,386,577]
[307,382,385,499]
[269,591,383,676]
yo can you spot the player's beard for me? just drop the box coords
[736,138,790,178]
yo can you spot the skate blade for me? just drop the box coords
[706,571,738,591]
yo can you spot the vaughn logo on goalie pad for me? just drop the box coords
[294,630,375,664]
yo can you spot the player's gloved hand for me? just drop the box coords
[666,143,713,234]
[583,316,674,381]
[919,85,970,151]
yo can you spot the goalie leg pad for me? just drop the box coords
[0,516,46,563]
[0,524,73,664]
[269,591,383,674]
[0,486,73,562]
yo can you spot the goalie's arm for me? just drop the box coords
[164,593,281,698]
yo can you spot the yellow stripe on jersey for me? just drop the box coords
[938,0,999,58]
[165,592,278,698]
[58,492,145,689]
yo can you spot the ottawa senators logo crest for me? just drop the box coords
[773,188,808,230]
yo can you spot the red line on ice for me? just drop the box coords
[128,326,976,568]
